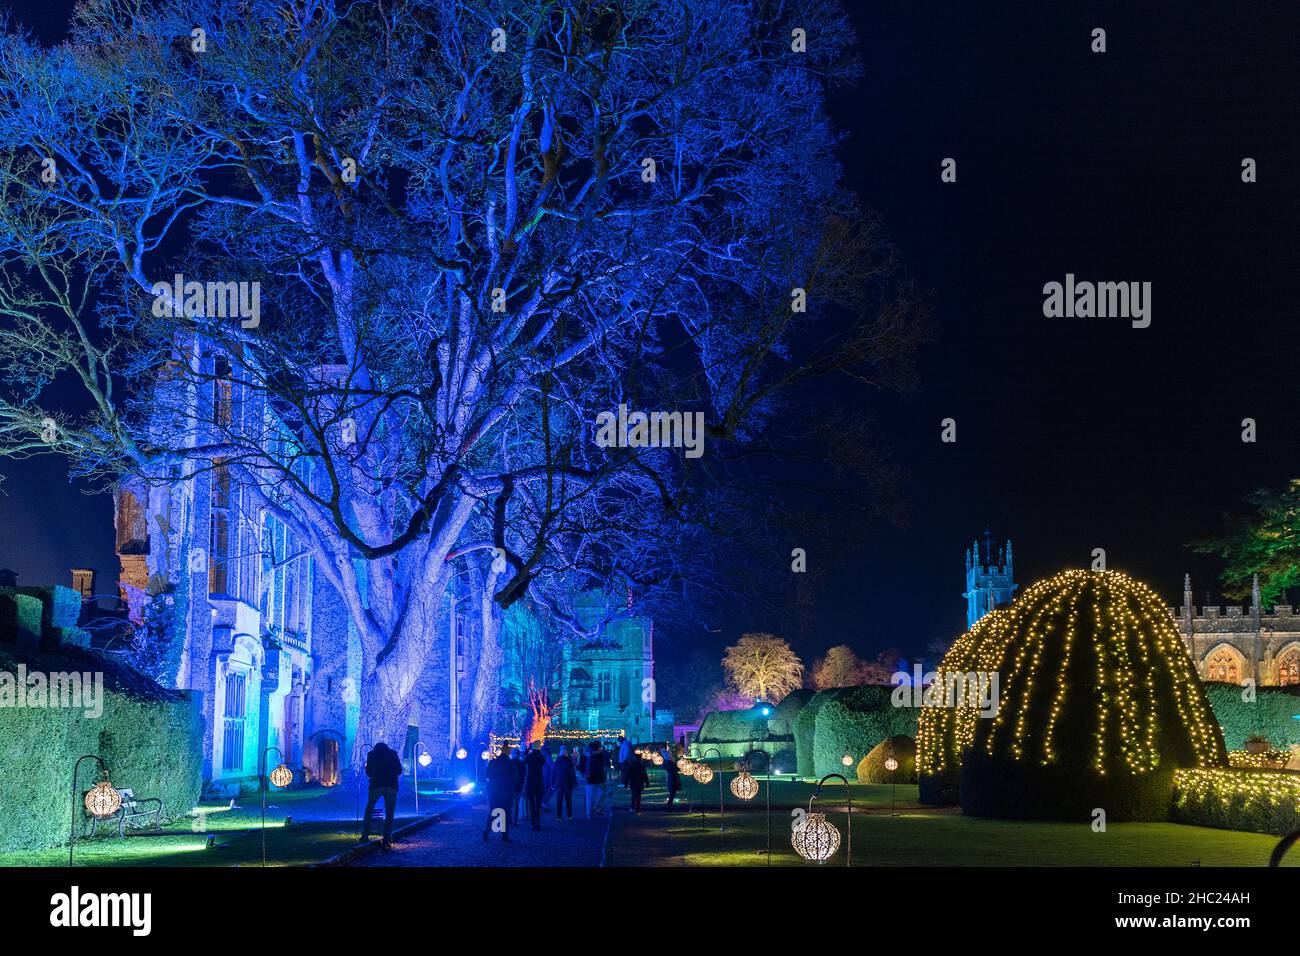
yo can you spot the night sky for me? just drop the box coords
[1,2,1296,670]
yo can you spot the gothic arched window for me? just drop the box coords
[1206,649,1241,685]
[1279,651,1300,687]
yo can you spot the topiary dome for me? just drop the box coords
[920,570,1226,820]
[857,734,916,783]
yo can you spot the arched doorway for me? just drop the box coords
[310,731,344,787]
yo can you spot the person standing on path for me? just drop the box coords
[360,741,404,848]
[661,747,680,811]
[617,736,631,786]
[552,745,577,819]
[509,748,525,825]
[583,740,608,818]
[625,754,649,814]
[523,741,547,830]
[541,744,556,810]
[483,746,514,843]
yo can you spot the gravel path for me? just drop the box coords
[350,789,617,867]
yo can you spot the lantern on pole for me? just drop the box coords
[792,811,841,863]
[84,779,122,819]
[269,764,294,789]
[730,769,758,801]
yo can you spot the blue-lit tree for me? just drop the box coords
[0,0,923,761]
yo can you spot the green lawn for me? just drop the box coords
[619,808,1298,867]
[619,773,1299,867]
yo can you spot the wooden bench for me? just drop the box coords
[88,788,164,838]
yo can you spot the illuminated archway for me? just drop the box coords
[1277,644,1300,687]
[1204,644,1246,685]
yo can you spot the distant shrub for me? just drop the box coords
[857,735,917,783]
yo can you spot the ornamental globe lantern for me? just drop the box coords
[481,750,492,760]
[792,811,841,863]
[884,756,899,773]
[841,753,853,767]
[455,747,467,760]
[419,751,434,767]
[269,764,294,789]
[677,757,695,774]
[652,753,664,766]
[84,780,122,818]
[692,763,714,784]
[730,770,759,801]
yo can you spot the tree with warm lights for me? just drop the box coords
[810,644,865,689]
[722,633,804,703]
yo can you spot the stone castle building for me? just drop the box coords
[1171,574,1300,688]
[114,353,361,795]
[498,590,669,742]
[964,533,1017,628]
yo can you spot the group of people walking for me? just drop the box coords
[482,736,681,843]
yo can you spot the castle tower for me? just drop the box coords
[963,530,1017,629]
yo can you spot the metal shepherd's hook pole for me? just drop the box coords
[412,741,430,815]
[702,747,724,834]
[814,772,853,867]
[69,754,108,868]
[742,748,773,866]
[260,745,285,868]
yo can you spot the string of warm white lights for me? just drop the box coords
[1173,768,1300,811]
[919,570,1227,783]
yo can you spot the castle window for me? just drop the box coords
[1280,651,1300,687]
[595,672,613,704]
[213,356,233,427]
[221,671,247,772]
[1206,649,1241,685]
[209,461,231,594]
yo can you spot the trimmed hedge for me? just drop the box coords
[857,734,916,783]
[697,707,767,743]
[1172,768,1300,836]
[1204,683,1300,751]
[0,642,203,852]
[812,685,918,780]
[794,688,844,776]
[767,688,813,737]
[960,749,1178,822]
